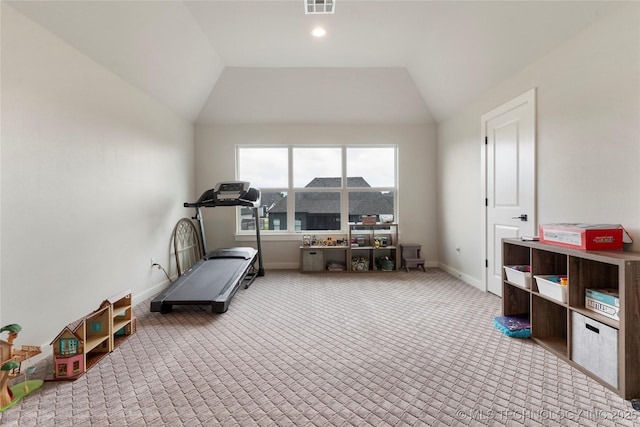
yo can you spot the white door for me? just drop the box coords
[482,89,536,296]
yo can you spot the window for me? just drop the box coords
[59,338,78,356]
[237,145,397,233]
[57,363,67,376]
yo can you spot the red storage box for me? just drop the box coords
[539,223,625,250]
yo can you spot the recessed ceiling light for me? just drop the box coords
[311,27,327,37]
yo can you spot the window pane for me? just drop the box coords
[241,191,287,231]
[295,192,341,230]
[238,147,288,188]
[347,147,396,187]
[293,147,342,188]
[348,191,395,223]
[265,190,288,231]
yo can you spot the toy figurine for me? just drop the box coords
[0,323,43,411]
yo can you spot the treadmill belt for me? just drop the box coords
[150,247,257,313]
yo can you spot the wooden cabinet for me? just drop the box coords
[300,246,348,272]
[299,224,399,273]
[348,223,398,272]
[502,238,640,399]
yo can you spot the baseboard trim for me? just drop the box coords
[265,261,441,271]
[135,279,173,305]
[438,263,483,291]
[264,262,300,270]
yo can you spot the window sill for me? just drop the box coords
[235,232,343,242]
[236,233,299,242]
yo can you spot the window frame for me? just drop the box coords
[236,144,398,236]
[59,337,78,356]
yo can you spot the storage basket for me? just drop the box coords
[351,257,369,271]
[534,275,568,303]
[376,257,395,271]
[504,265,531,289]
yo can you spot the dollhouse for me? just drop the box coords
[51,289,136,380]
[0,324,42,410]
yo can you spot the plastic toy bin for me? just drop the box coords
[534,275,568,303]
[504,266,531,289]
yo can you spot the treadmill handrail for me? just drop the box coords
[183,183,265,277]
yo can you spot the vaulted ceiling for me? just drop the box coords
[8,1,622,124]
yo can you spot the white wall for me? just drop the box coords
[437,3,640,287]
[194,124,437,269]
[1,4,195,348]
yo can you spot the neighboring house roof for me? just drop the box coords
[305,177,371,188]
[270,196,287,213]
[294,192,342,214]
[349,192,394,215]
[262,191,285,207]
[269,177,393,215]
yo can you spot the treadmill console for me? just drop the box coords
[185,181,260,208]
[214,181,251,201]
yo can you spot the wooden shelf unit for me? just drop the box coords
[299,223,399,273]
[111,292,133,349]
[348,223,398,272]
[502,238,640,399]
[299,245,349,273]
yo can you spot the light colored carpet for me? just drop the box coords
[1,269,637,426]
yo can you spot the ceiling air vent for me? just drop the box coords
[305,0,335,14]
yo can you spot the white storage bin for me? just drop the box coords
[534,275,568,303]
[504,266,531,289]
[571,312,618,388]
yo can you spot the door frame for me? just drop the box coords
[481,88,537,293]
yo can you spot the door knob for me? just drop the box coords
[512,214,528,221]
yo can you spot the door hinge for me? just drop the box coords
[485,198,488,207]
[485,259,488,268]
[484,136,488,145]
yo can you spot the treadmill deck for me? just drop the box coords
[150,247,257,313]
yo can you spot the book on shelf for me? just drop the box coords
[585,288,619,321]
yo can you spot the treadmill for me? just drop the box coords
[150,181,265,314]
